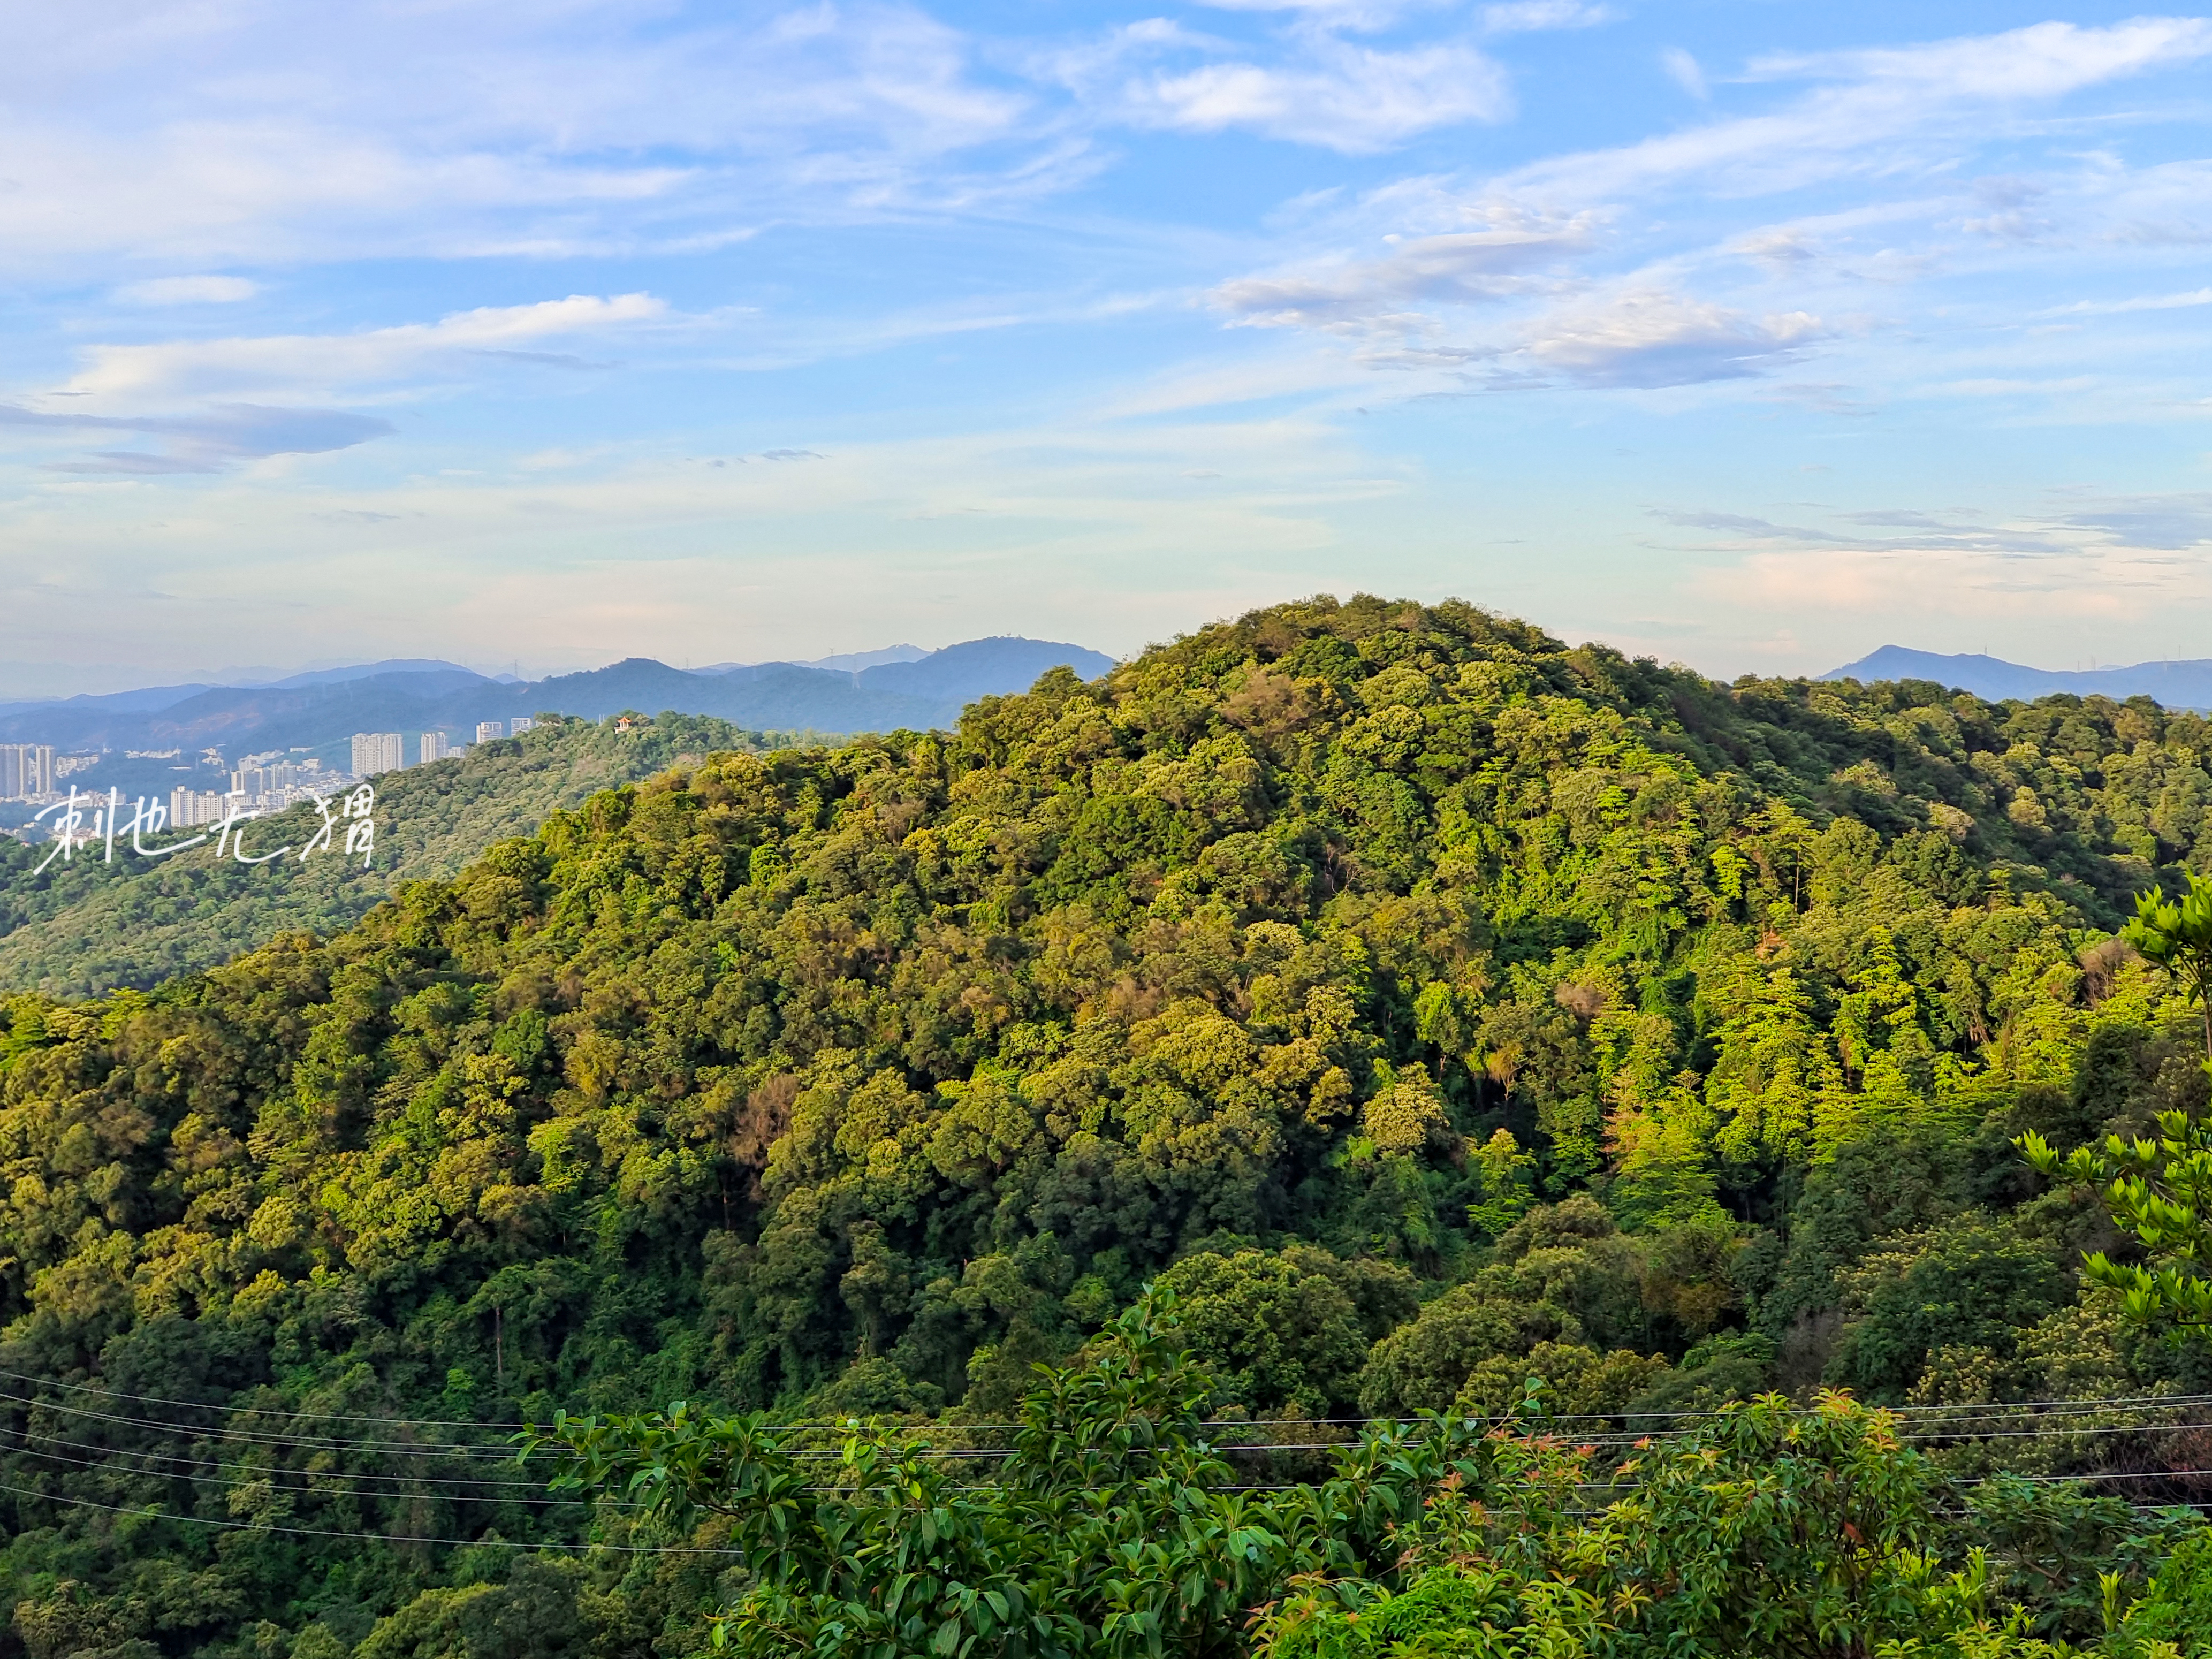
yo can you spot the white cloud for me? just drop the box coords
[1213,209,1593,326]
[1704,547,2160,623]
[1744,18,2212,97]
[1121,40,1512,151]
[1653,505,2064,555]
[2062,495,2212,550]
[1523,290,1825,386]
[112,275,260,305]
[1659,47,1707,101]
[1507,18,2212,203]
[1192,0,1418,17]
[1037,11,1514,152]
[2042,286,2212,317]
[0,1,1046,269]
[57,293,670,403]
[1663,491,2212,655]
[0,401,391,473]
[1483,2,1616,37]
[1094,350,1373,418]
[1734,227,1816,270]
[1672,493,2212,633]
[1187,12,2212,412]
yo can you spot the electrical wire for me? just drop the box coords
[3,1443,606,1510]
[15,1394,2212,1468]
[0,1389,543,1459]
[0,1368,535,1432]
[18,1369,2212,1517]
[9,1428,552,1489]
[0,1479,745,1554]
[2000,1467,2212,1484]
[27,1366,2212,1433]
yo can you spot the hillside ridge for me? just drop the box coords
[6,593,2212,1655]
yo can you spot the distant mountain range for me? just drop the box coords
[0,637,1115,755]
[1822,646,2212,711]
[0,660,495,721]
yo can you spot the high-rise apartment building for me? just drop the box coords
[221,758,330,810]
[170,787,228,827]
[421,732,452,763]
[476,720,506,744]
[351,732,404,777]
[1,744,56,799]
[510,716,535,734]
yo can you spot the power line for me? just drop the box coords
[0,1372,1016,1441]
[5,1437,606,1505]
[18,1367,2212,1446]
[4,1444,604,1510]
[12,1427,549,1486]
[14,1395,2212,1467]
[1219,1392,2212,1427]
[0,1479,742,1554]
[0,1369,533,1432]
[11,1453,2212,1555]
[0,1390,541,1460]
[19,1371,2212,1488]
[1903,1420,2212,1444]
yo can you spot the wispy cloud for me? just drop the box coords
[1190,0,1420,18]
[1186,13,2212,405]
[1213,208,1593,327]
[112,275,260,305]
[0,1,1045,269]
[2061,496,2212,550]
[1659,47,1708,101]
[58,294,669,402]
[2040,286,2212,317]
[0,402,393,473]
[1700,546,2173,626]
[1526,291,1825,386]
[1505,18,2212,203]
[1668,493,2212,634]
[1482,2,1616,37]
[1128,45,1509,151]
[1067,22,1514,153]
[1652,505,2067,555]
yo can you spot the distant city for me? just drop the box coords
[0,637,1115,843]
[2,718,539,832]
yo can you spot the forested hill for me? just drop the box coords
[0,714,799,998]
[12,594,2212,1656]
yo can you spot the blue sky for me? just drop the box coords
[4,1,2211,695]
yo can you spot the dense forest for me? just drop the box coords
[12,595,2212,1655]
[0,716,799,998]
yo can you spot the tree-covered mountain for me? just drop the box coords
[9,594,2212,1658]
[0,715,797,998]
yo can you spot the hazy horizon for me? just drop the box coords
[20,620,2212,708]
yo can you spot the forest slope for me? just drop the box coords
[0,715,794,997]
[8,595,2212,1657]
